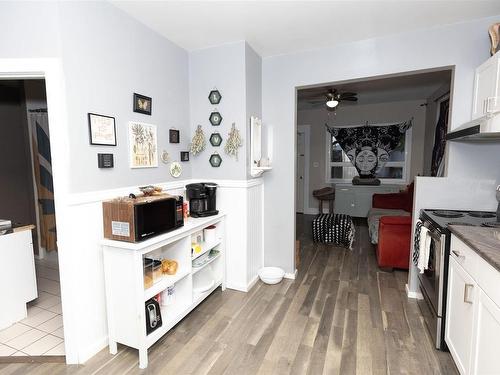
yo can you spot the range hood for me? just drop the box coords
[446,113,500,141]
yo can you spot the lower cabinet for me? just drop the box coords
[470,290,500,375]
[446,235,500,375]
[445,257,476,375]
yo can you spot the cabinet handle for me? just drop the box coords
[463,284,474,304]
[452,250,464,259]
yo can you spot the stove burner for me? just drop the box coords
[467,211,496,218]
[447,222,475,226]
[432,210,464,218]
[482,222,500,228]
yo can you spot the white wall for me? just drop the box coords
[262,15,500,274]
[189,41,247,179]
[297,100,426,212]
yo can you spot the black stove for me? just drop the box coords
[422,209,498,231]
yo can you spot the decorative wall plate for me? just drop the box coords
[161,150,170,164]
[209,132,223,147]
[209,111,222,126]
[208,89,222,105]
[209,153,222,167]
[169,161,182,178]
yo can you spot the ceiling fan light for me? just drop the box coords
[326,99,339,108]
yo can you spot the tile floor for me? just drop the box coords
[0,256,65,357]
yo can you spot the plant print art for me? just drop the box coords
[128,121,158,168]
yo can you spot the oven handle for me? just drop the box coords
[427,230,442,242]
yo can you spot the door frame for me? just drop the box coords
[296,125,310,214]
[0,58,78,363]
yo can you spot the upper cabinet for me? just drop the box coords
[472,53,500,120]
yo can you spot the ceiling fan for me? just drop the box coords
[307,89,358,110]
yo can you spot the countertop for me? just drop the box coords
[0,223,35,236]
[449,225,500,272]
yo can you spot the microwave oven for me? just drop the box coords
[103,194,183,242]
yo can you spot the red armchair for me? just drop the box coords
[370,183,414,270]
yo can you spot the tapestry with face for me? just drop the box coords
[325,120,412,178]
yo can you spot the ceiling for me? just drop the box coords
[111,1,500,57]
[297,69,452,110]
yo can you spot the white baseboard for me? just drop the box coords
[76,336,108,364]
[405,283,423,300]
[284,269,298,280]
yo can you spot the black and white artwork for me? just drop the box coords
[325,120,412,178]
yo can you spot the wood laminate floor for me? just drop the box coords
[0,215,457,375]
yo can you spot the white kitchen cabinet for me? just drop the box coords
[470,290,500,375]
[472,53,500,119]
[335,184,401,217]
[446,257,476,375]
[445,234,500,375]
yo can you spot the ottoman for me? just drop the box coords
[312,213,355,249]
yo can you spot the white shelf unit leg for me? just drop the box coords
[102,214,225,369]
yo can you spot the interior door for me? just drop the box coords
[296,132,305,213]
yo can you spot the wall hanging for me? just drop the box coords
[180,151,189,162]
[208,89,222,105]
[209,153,222,167]
[169,129,180,143]
[97,153,114,168]
[209,132,223,147]
[209,111,222,126]
[325,119,412,182]
[190,125,206,155]
[161,150,170,164]
[128,121,158,168]
[133,93,152,115]
[489,23,500,55]
[225,122,243,160]
[88,113,116,146]
[169,161,182,178]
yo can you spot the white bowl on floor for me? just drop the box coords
[258,267,285,285]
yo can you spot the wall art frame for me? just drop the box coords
[88,113,116,146]
[133,93,152,115]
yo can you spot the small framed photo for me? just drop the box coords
[88,113,116,146]
[169,129,180,143]
[180,151,189,162]
[133,93,152,115]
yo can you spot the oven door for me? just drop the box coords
[418,227,446,317]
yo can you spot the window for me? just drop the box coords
[325,128,411,184]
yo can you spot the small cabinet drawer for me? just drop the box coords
[450,235,479,276]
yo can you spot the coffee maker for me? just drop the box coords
[186,183,218,217]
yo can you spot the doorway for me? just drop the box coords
[0,79,64,359]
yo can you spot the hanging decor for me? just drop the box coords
[190,125,206,155]
[209,152,222,167]
[224,122,243,160]
[128,121,158,168]
[209,111,223,126]
[209,132,223,147]
[208,89,222,105]
[169,161,182,178]
[325,119,412,180]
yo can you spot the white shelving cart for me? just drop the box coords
[101,213,225,369]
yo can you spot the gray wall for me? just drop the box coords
[263,15,500,274]
[57,2,191,192]
[297,100,427,212]
[245,43,263,178]
[189,41,247,179]
[0,82,37,229]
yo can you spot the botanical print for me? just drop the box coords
[129,122,158,168]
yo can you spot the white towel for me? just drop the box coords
[417,223,432,274]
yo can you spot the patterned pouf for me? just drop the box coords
[312,213,355,249]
